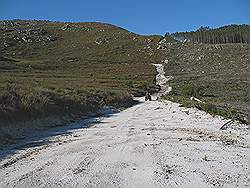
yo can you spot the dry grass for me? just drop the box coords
[163,42,250,123]
[0,20,163,123]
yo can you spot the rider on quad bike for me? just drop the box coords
[145,91,152,101]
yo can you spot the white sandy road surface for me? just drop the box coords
[0,64,249,188]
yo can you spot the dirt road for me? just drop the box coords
[0,64,249,188]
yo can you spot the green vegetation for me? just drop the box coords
[162,41,250,124]
[0,20,162,124]
[1,20,249,126]
[0,83,133,122]
[162,95,243,123]
[172,24,250,44]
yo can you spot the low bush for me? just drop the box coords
[0,84,134,124]
[162,95,248,124]
[180,82,205,97]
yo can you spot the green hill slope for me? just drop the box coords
[0,20,162,122]
[0,20,249,126]
[160,41,249,123]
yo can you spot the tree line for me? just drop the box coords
[170,24,250,44]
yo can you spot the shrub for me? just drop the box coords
[0,83,134,123]
[180,83,204,97]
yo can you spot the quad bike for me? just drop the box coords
[145,92,152,101]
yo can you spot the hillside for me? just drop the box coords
[0,20,162,123]
[159,40,250,123]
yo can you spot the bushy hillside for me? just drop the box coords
[0,20,162,123]
[160,40,250,123]
[1,20,249,126]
